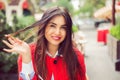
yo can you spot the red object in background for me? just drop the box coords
[0,1,5,10]
[117,1,120,5]
[97,29,109,45]
[22,0,29,9]
[103,29,109,44]
[97,30,104,42]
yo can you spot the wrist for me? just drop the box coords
[22,52,31,63]
[22,56,31,63]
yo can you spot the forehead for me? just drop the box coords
[49,15,66,25]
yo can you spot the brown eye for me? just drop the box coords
[50,24,56,27]
[61,26,67,30]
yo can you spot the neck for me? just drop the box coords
[47,45,59,57]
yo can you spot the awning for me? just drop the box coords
[94,5,120,19]
[22,0,29,9]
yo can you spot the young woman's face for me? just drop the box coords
[45,15,67,47]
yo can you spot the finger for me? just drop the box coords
[8,38,15,45]
[2,40,13,48]
[10,36,16,42]
[4,34,10,38]
[5,35,18,44]
[3,48,13,53]
[5,34,16,41]
[6,35,23,44]
[16,38,23,44]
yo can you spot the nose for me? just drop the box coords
[55,28,60,35]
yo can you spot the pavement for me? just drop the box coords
[78,24,120,80]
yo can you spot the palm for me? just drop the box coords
[2,35,32,63]
[11,42,30,54]
[2,35,30,55]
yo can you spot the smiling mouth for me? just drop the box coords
[52,36,61,40]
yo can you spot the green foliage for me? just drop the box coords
[110,24,120,40]
[79,0,105,17]
[12,15,36,42]
[0,14,36,73]
[12,15,35,32]
[0,52,18,73]
[17,16,35,29]
[116,14,120,25]
[44,0,74,15]
[0,11,5,19]
[0,11,6,32]
[72,25,79,32]
[0,11,12,52]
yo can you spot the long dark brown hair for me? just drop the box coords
[34,7,83,80]
[10,7,83,80]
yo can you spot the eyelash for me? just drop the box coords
[49,25,67,30]
[50,25,55,27]
[61,26,67,30]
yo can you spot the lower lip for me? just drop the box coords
[52,37,61,40]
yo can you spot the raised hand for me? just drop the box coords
[2,35,31,63]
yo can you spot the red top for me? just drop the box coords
[18,43,86,80]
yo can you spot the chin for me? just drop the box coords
[51,42,61,46]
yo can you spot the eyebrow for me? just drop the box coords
[49,22,57,25]
[49,22,67,27]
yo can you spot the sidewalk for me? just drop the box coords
[79,25,120,80]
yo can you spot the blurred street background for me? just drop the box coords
[80,23,120,80]
[0,0,120,80]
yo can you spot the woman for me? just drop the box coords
[2,7,87,80]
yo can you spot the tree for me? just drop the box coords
[79,0,106,17]
[41,0,74,16]
[112,0,116,25]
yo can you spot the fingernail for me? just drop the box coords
[5,34,8,36]
[3,48,5,50]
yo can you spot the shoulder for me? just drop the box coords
[73,47,84,59]
[73,47,86,76]
[29,42,36,50]
[29,42,36,54]
[28,42,36,62]
[29,42,37,71]
[73,47,85,68]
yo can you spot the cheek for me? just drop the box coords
[45,29,49,39]
[62,31,67,38]
[45,27,54,34]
